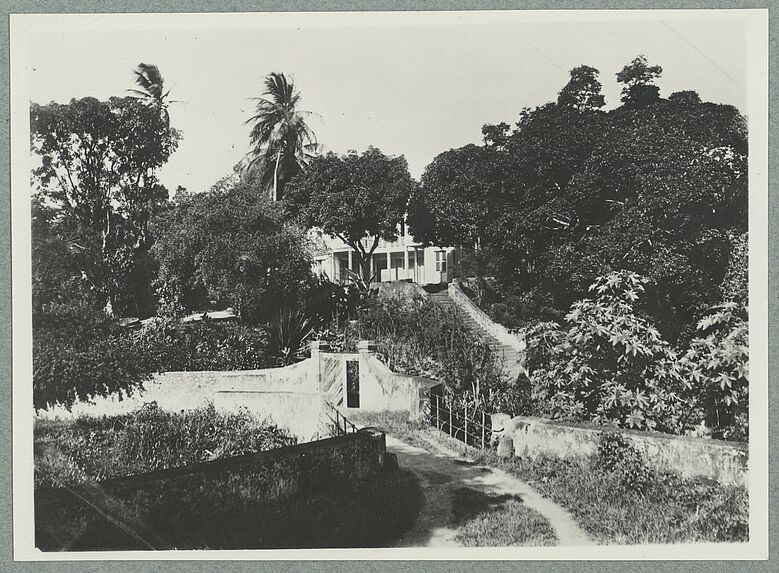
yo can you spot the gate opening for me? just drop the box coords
[346,360,360,408]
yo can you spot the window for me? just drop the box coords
[436,251,447,273]
[408,250,415,269]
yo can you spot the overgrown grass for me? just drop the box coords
[451,487,557,547]
[356,411,749,545]
[34,403,296,487]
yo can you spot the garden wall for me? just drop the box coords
[36,360,322,441]
[492,414,748,486]
[35,428,387,551]
[215,390,326,441]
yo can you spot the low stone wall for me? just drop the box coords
[37,360,318,424]
[492,414,748,486]
[449,280,526,353]
[35,429,387,551]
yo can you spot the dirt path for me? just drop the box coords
[386,434,594,548]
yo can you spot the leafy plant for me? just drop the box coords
[527,271,690,432]
[33,305,158,411]
[597,432,654,493]
[526,271,749,441]
[678,302,749,441]
[268,307,316,364]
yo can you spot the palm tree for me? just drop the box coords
[128,63,172,125]
[246,72,319,201]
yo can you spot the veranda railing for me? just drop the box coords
[428,394,492,450]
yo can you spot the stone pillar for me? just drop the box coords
[386,252,391,281]
[310,340,329,392]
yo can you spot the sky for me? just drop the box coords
[22,10,754,195]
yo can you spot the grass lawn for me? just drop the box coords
[353,411,749,545]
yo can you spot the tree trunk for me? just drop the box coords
[272,149,282,202]
[360,253,371,283]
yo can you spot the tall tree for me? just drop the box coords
[408,144,507,248]
[151,179,314,324]
[616,54,663,108]
[557,65,606,111]
[283,147,416,282]
[30,95,179,316]
[246,72,319,201]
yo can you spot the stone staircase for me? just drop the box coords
[428,288,525,381]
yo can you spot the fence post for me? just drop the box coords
[481,411,486,449]
[464,404,468,446]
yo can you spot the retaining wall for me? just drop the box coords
[35,428,387,551]
[492,414,748,486]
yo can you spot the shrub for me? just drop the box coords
[527,271,691,432]
[678,302,749,441]
[33,305,158,411]
[597,433,654,493]
[525,271,749,440]
[134,317,273,372]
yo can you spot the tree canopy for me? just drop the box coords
[283,147,416,281]
[410,55,747,339]
[151,176,315,324]
[30,94,180,317]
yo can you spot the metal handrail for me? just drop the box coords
[429,394,492,449]
[323,400,359,436]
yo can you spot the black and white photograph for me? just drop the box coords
[9,8,769,560]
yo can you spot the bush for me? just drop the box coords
[525,271,749,440]
[678,302,749,441]
[134,317,273,372]
[597,433,654,493]
[33,304,158,411]
[526,271,691,432]
[34,403,296,487]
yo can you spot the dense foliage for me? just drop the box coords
[525,271,749,440]
[33,303,158,411]
[31,94,179,317]
[410,57,748,341]
[135,318,275,371]
[151,175,316,324]
[34,403,296,487]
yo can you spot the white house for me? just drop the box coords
[311,224,456,286]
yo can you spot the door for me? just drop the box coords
[435,250,448,283]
